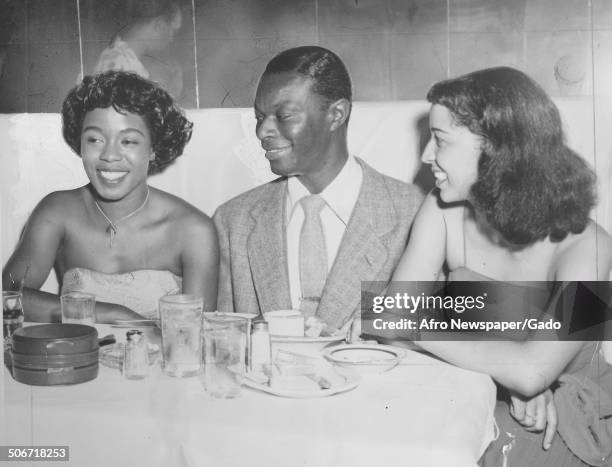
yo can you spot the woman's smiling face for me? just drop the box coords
[80,107,153,202]
[421,103,482,203]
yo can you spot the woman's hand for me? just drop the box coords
[510,389,557,450]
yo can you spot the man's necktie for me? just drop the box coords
[299,195,328,318]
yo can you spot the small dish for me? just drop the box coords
[322,344,406,374]
[243,369,358,398]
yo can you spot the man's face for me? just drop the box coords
[254,72,334,179]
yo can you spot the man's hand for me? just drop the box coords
[509,388,557,450]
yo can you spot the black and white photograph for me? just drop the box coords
[1,1,611,466]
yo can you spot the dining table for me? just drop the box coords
[2,323,497,467]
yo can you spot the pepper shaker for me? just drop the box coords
[124,330,148,380]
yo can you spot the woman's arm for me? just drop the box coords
[3,193,67,321]
[391,191,447,282]
[418,339,583,397]
[180,212,219,312]
[3,194,64,291]
[17,287,143,323]
[417,224,612,397]
[2,192,146,323]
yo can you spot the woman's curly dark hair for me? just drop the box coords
[62,71,193,175]
[427,66,595,246]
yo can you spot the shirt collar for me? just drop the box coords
[286,156,363,225]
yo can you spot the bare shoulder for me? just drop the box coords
[421,189,442,212]
[154,188,215,238]
[30,187,86,223]
[38,188,81,208]
[554,222,612,280]
[421,190,464,224]
[409,190,450,237]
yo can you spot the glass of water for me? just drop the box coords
[60,292,96,325]
[3,291,24,349]
[201,315,249,398]
[160,294,203,377]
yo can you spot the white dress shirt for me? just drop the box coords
[285,156,363,310]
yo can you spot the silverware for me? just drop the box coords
[305,373,332,390]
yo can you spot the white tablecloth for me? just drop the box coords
[3,325,496,467]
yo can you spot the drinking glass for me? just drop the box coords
[3,291,24,349]
[60,292,96,325]
[160,294,203,377]
[201,315,249,398]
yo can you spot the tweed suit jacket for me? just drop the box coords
[213,158,423,331]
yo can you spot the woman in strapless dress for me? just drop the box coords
[2,71,218,322]
[391,67,612,466]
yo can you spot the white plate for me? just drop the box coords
[203,312,257,320]
[322,344,406,374]
[270,334,344,344]
[243,371,359,398]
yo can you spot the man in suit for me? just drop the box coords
[214,46,422,332]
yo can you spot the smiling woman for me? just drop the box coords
[2,71,219,323]
[420,103,481,204]
[391,67,612,466]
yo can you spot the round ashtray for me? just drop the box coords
[11,324,99,386]
[322,344,405,374]
[12,324,98,355]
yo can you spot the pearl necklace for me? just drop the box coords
[93,188,150,247]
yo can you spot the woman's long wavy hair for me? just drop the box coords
[427,66,595,246]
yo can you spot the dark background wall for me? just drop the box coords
[0,0,610,113]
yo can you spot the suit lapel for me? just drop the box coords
[247,180,293,312]
[317,161,397,329]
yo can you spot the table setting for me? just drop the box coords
[3,292,497,467]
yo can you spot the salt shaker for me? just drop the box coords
[250,321,271,373]
[124,330,148,380]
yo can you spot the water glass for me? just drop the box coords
[202,315,249,398]
[3,291,24,349]
[160,294,203,377]
[60,292,96,325]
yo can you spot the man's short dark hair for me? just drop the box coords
[264,46,352,111]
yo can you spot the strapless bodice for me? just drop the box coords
[448,266,552,335]
[61,268,182,320]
